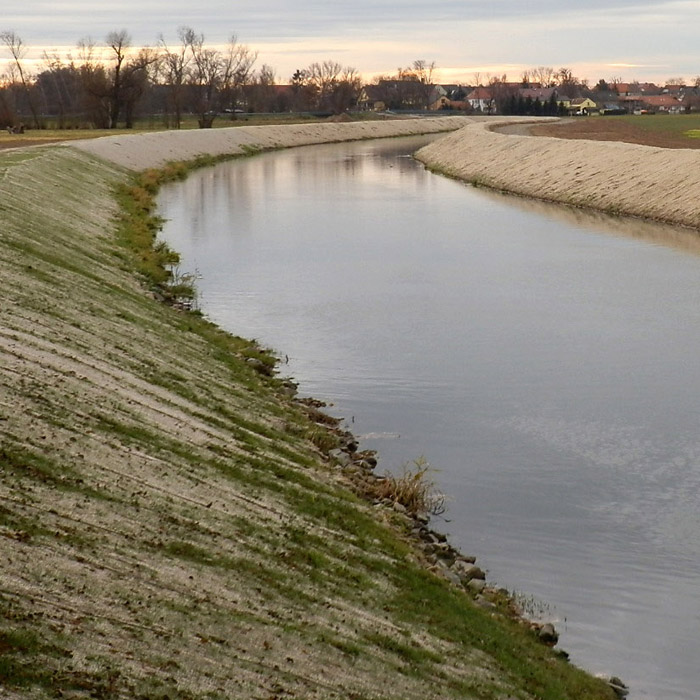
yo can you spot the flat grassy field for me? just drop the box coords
[532,113,700,148]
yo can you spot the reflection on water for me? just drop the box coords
[481,186,700,256]
[158,135,700,700]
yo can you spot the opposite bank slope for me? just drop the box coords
[1,119,615,699]
[416,118,700,231]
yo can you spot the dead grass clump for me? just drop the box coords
[371,458,446,517]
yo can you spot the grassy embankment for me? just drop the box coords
[0,138,618,699]
[0,113,379,151]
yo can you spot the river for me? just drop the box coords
[158,134,700,699]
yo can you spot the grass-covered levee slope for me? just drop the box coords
[0,143,616,700]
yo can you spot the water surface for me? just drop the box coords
[158,135,700,699]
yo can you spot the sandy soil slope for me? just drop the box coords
[416,119,700,230]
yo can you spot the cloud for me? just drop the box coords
[1,0,697,83]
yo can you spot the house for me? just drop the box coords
[519,86,571,111]
[642,94,683,113]
[614,82,660,97]
[358,85,388,111]
[618,95,646,113]
[519,87,557,102]
[568,97,598,115]
[441,84,470,101]
[429,96,471,111]
[663,84,685,96]
[429,95,450,110]
[466,87,496,113]
[428,85,472,111]
[681,86,700,112]
[427,85,449,109]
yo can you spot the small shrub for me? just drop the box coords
[370,457,446,517]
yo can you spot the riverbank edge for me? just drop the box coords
[69,115,473,170]
[99,116,562,627]
[415,118,700,231]
[0,121,619,699]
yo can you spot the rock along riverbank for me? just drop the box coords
[0,118,619,699]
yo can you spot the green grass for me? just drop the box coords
[387,564,615,700]
[364,631,443,669]
[0,441,111,501]
[0,610,77,692]
[0,504,52,542]
[600,112,700,138]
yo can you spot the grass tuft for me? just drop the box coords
[370,457,446,516]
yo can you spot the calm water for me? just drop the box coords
[158,136,700,699]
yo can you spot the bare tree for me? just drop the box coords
[488,73,512,114]
[330,66,361,113]
[218,36,257,117]
[289,68,316,111]
[531,66,556,88]
[121,48,158,128]
[298,61,361,113]
[75,38,111,127]
[184,28,220,126]
[557,67,584,97]
[39,53,84,127]
[306,60,342,111]
[412,59,436,84]
[245,63,276,112]
[0,30,41,128]
[608,75,622,92]
[105,29,131,128]
[159,27,192,128]
[0,89,16,128]
[184,29,256,127]
[411,59,437,108]
[395,59,437,109]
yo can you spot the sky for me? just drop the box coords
[1,1,699,85]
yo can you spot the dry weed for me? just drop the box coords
[371,457,446,517]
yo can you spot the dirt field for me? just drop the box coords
[531,116,700,149]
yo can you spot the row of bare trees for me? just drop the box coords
[0,28,363,130]
[365,60,438,110]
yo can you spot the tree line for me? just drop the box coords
[0,28,363,130]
